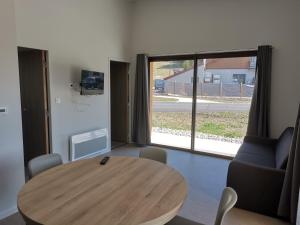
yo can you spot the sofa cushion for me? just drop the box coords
[275,127,294,169]
[235,142,275,168]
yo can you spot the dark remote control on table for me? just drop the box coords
[100,156,110,165]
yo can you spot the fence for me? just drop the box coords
[164,81,254,97]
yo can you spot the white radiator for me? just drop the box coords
[70,129,108,161]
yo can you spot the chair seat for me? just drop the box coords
[166,216,203,225]
[222,208,291,225]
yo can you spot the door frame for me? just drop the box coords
[109,59,130,145]
[18,46,52,156]
[148,50,257,156]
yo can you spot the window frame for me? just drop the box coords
[148,50,258,156]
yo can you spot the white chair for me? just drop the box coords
[28,153,63,178]
[139,147,167,164]
[166,187,238,225]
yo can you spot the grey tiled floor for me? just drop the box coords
[0,144,229,225]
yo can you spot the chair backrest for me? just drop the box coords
[139,147,167,164]
[214,187,238,225]
[28,153,63,178]
[275,127,294,169]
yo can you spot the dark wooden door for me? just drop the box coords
[18,48,50,165]
[110,61,129,143]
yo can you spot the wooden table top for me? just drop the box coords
[18,156,187,225]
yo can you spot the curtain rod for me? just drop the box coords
[147,48,259,58]
[147,49,259,61]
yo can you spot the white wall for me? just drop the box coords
[0,0,133,218]
[130,0,300,137]
[0,0,25,219]
[14,0,133,162]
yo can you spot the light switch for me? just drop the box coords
[55,97,61,104]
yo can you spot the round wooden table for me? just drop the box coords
[18,156,187,225]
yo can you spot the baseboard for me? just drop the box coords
[0,206,18,220]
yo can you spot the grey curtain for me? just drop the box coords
[132,54,150,146]
[278,104,300,224]
[247,45,272,137]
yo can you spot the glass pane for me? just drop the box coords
[194,57,257,156]
[150,60,194,149]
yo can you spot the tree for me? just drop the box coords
[182,60,194,70]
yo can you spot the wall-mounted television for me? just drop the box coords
[80,70,104,95]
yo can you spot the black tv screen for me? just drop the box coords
[81,70,104,95]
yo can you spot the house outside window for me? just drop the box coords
[233,74,246,84]
[191,76,200,83]
[204,74,221,83]
[204,74,212,83]
[212,74,221,84]
[250,57,257,69]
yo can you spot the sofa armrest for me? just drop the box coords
[227,160,285,217]
[243,135,277,147]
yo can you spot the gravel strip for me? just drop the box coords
[152,127,243,144]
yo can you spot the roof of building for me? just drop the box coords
[163,57,252,80]
[205,57,250,69]
[163,69,191,80]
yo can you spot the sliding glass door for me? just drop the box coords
[149,52,257,157]
[194,57,256,157]
[150,60,194,149]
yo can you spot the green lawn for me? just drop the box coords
[152,112,249,138]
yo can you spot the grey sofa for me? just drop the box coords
[227,127,294,217]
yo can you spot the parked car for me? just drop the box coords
[154,79,165,93]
